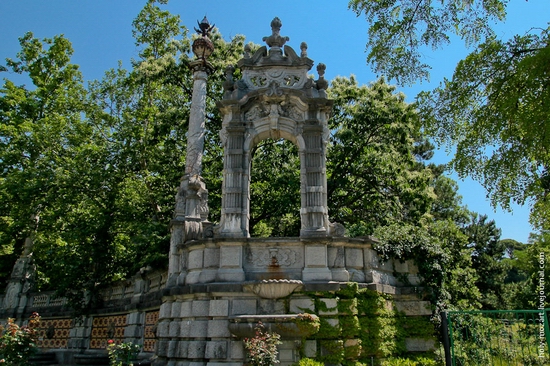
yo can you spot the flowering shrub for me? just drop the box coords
[107,340,141,366]
[0,312,41,365]
[243,322,282,366]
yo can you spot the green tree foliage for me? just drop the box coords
[349,0,550,230]
[463,214,506,309]
[250,139,301,237]
[430,172,469,225]
[328,76,434,236]
[501,233,550,309]
[251,76,436,238]
[374,220,481,311]
[419,28,550,230]
[0,0,245,310]
[0,32,88,290]
[348,0,507,84]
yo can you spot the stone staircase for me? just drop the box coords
[29,352,58,365]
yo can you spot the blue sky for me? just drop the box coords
[1,0,549,243]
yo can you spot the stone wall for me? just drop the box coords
[154,236,435,365]
[0,238,436,365]
[0,270,166,365]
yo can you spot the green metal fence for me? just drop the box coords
[442,310,550,366]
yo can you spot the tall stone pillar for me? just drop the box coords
[167,18,214,285]
[2,237,35,318]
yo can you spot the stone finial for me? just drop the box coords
[317,63,326,78]
[316,63,328,91]
[223,65,235,96]
[244,44,252,59]
[300,42,308,58]
[195,16,214,37]
[262,17,290,48]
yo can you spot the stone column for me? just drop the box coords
[300,125,329,237]
[185,67,209,177]
[167,63,213,286]
[2,236,35,318]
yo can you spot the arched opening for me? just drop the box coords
[249,138,301,237]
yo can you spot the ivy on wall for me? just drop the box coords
[298,283,437,365]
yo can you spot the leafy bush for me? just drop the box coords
[381,356,438,366]
[243,322,282,366]
[0,312,40,365]
[293,358,324,366]
[107,340,141,366]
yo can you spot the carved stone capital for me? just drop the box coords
[189,60,214,75]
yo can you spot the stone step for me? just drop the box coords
[73,354,110,365]
[29,352,58,365]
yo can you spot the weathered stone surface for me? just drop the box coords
[176,341,188,358]
[318,298,338,315]
[405,338,436,352]
[171,301,182,318]
[258,299,285,315]
[187,341,206,359]
[124,324,141,338]
[304,245,327,266]
[230,340,244,360]
[209,300,229,317]
[157,320,171,337]
[331,267,350,282]
[203,247,219,268]
[205,341,227,359]
[395,301,432,316]
[188,248,204,270]
[180,301,193,317]
[348,268,366,282]
[192,300,210,317]
[189,320,208,338]
[167,340,178,358]
[393,259,408,273]
[304,340,317,358]
[365,269,398,286]
[289,298,314,313]
[219,245,242,267]
[346,248,364,269]
[169,321,180,338]
[179,320,191,337]
[302,267,332,281]
[278,340,295,363]
[127,312,142,325]
[160,302,173,319]
[231,299,256,315]
[157,340,169,357]
[207,319,231,338]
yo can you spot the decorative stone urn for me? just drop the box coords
[244,279,303,299]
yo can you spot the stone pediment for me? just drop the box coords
[237,45,314,68]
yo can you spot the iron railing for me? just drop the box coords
[442,309,550,366]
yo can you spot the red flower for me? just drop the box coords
[108,339,114,344]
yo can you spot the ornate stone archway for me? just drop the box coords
[216,17,339,239]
